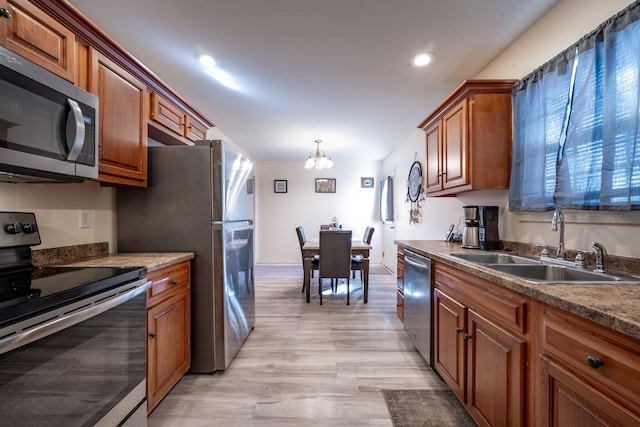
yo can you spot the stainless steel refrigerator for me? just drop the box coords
[116,140,255,373]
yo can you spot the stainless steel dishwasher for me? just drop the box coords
[403,250,432,364]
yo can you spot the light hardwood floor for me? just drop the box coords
[148,264,446,426]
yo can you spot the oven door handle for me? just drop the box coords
[0,279,151,356]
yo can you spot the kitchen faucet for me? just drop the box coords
[550,208,565,259]
[591,242,607,273]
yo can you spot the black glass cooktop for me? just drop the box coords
[0,265,147,327]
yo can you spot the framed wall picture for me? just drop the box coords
[315,178,336,193]
[274,179,287,193]
[361,177,374,188]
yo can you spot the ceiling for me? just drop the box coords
[67,0,558,163]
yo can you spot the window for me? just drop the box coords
[509,2,640,211]
[380,176,394,223]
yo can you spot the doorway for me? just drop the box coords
[380,172,396,273]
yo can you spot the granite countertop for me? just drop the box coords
[59,252,194,273]
[396,240,640,341]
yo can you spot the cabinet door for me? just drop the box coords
[88,48,148,187]
[396,248,404,321]
[0,0,76,82]
[424,120,442,193]
[467,309,526,427]
[442,99,468,189]
[434,288,466,402]
[185,115,208,142]
[147,287,191,413]
[540,356,640,427]
[150,92,186,137]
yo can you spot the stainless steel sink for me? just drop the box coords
[486,263,639,283]
[450,252,539,265]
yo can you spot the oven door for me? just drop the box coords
[0,278,151,426]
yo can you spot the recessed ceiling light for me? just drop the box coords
[411,52,434,67]
[197,54,216,69]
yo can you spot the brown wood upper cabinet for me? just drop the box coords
[87,47,148,187]
[419,80,516,197]
[0,0,76,82]
[150,92,209,144]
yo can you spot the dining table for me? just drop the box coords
[302,239,371,303]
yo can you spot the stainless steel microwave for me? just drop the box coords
[0,46,98,183]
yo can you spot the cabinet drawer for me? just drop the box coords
[434,264,526,334]
[542,307,640,411]
[146,261,190,306]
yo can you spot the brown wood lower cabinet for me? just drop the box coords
[397,249,640,426]
[433,263,527,427]
[146,261,191,413]
[468,309,526,427]
[396,248,404,322]
[539,305,640,426]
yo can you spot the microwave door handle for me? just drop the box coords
[65,98,86,161]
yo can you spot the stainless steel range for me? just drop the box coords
[0,212,151,426]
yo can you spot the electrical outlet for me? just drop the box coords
[80,210,92,229]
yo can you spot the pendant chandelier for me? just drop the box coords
[304,139,334,169]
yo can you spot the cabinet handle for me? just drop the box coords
[170,279,179,286]
[149,331,157,339]
[586,355,604,369]
[0,8,11,19]
[455,327,463,334]
[463,333,472,341]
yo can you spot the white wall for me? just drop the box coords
[256,161,383,264]
[0,180,116,250]
[385,0,640,259]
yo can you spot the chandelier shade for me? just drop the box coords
[304,139,333,169]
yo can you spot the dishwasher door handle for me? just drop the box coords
[404,255,430,270]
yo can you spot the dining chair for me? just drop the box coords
[320,224,342,230]
[351,226,374,280]
[296,226,319,292]
[319,230,353,305]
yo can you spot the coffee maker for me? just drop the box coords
[461,206,479,249]
[479,205,501,250]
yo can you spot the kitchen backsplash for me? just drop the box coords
[503,241,640,276]
[31,242,108,266]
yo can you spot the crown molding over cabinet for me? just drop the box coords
[28,0,213,131]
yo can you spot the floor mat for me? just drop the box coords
[382,389,476,427]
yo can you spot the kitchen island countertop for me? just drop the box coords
[396,240,640,341]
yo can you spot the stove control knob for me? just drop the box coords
[21,223,37,233]
[5,223,23,234]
